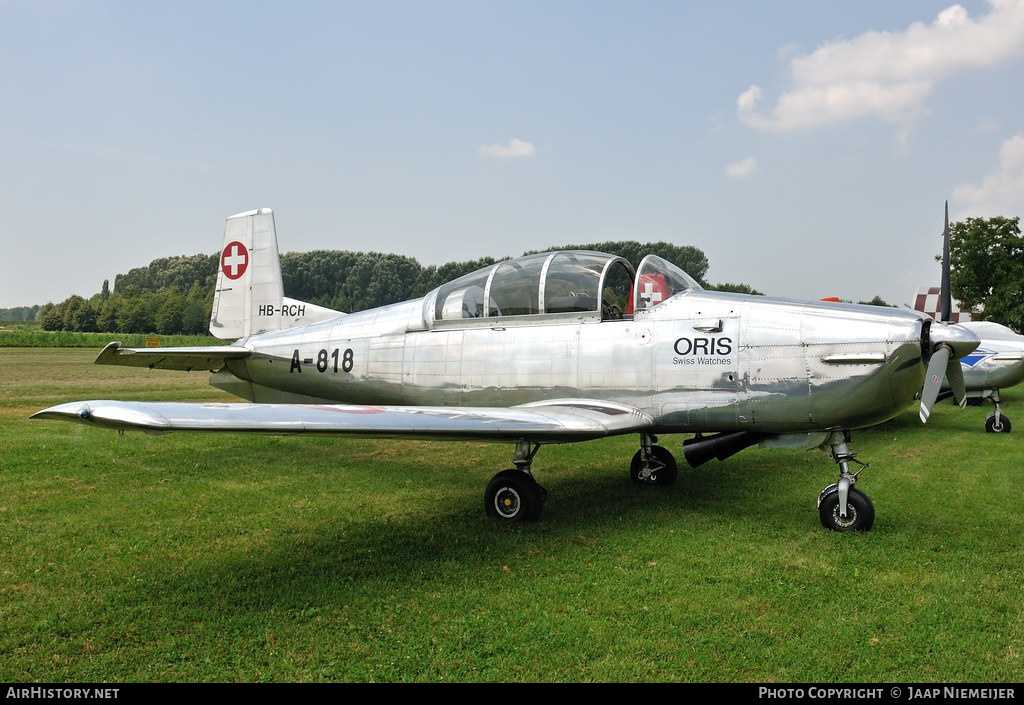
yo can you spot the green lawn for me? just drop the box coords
[1,347,1022,682]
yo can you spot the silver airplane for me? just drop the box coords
[33,207,980,532]
[950,323,1024,432]
[913,204,1024,433]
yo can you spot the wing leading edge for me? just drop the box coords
[31,398,654,442]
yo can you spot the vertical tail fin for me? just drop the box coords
[209,208,341,340]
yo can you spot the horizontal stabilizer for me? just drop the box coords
[95,341,252,372]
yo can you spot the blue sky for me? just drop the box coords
[3,0,1024,310]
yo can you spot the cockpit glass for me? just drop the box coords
[435,268,495,320]
[433,250,642,322]
[487,258,544,316]
[601,259,634,320]
[542,252,605,314]
[631,255,701,312]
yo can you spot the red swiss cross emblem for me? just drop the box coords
[221,241,249,280]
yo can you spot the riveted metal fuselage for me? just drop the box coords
[214,288,928,435]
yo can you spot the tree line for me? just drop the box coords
[11,241,739,335]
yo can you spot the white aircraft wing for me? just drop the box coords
[31,398,654,442]
[95,341,253,372]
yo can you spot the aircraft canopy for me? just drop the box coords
[430,250,700,324]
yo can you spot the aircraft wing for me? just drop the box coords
[32,398,654,442]
[94,341,253,372]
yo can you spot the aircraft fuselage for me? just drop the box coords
[215,290,929,434]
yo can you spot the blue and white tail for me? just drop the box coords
[210,208,342,340]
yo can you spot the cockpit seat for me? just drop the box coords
[547,294,597,313]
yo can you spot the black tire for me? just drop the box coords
[985,413,1011,433]
[484,469,544,522]
[629,446,678,486]
[818,486,875,532]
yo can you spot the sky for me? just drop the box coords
[3,0,1024,311]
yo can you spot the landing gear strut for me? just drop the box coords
[985,391,1011,433]
[817,432,875,532]
[484,441,547,522]
[962,389,1012,432]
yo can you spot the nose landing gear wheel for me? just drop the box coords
[818,486,875,532]
[985,412,1011,433]
[484,469,545,522]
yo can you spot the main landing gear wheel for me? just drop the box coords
[484,469,545,522]
[818,486,875,532]
[985,412,1011,433]
[629,445,678,485]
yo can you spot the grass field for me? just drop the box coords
[2,347,1023,683]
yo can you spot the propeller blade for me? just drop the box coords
[940,201,952,323]
[920,345,951,423]
[945,356,967,408]
[920,204,979,419]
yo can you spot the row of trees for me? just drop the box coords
[18,241,733,335]
[35,282,212,335]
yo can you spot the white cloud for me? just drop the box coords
[478,138,537,158]
[953,133,1024,217]
[726,156,757,178]
[739,0,1024,131]
[736,86,762,115]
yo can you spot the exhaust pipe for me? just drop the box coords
[682,431,764,467]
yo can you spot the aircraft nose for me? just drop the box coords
[919,319,981,423]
